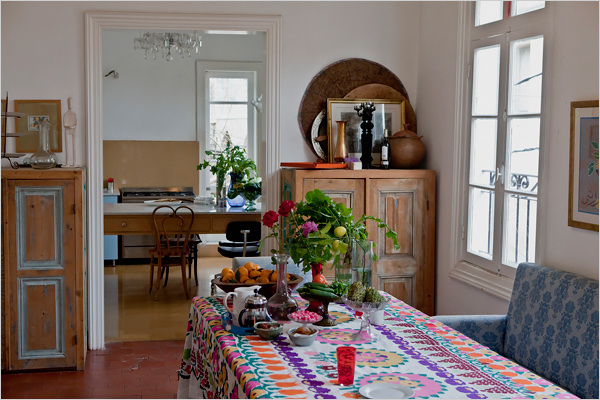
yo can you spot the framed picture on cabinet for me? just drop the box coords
[568,100,599,232]
[15,99,62,153]
[326,98,405,164]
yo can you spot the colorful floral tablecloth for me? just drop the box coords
[177,294,577,399]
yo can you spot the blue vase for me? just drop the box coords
[227,173,246,207]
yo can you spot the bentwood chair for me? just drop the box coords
[149,205,194,299]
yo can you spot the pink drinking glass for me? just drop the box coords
[336,346,357,386]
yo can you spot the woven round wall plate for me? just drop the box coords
[298,58,411,160]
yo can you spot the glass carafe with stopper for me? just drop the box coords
[266,253,298,321]
[30,120,58,169]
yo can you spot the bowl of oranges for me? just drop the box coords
[213,262,304,298]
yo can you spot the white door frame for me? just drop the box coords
[85,11,281,350]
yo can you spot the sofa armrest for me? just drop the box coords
[433,315,507,354]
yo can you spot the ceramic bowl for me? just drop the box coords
[287,326,318,346]
[253,321,283,340]
[213,273,304,298]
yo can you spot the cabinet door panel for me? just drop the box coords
[369,178,434,315]
[6,179,76,370]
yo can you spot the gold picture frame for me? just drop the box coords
[15,99,62,153]
[326,98,405,164]
[568,100,599,232]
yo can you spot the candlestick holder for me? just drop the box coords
[354,102,376,169]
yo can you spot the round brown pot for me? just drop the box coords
[389,129,426,168]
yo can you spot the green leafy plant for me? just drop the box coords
[196,141,258,195]
[262,189,399,273]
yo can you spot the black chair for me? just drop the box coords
[217,221,261,258]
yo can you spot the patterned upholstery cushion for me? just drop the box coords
[433,314,507,354]
[504,263,599,399]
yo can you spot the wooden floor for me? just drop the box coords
[104,256,228,342]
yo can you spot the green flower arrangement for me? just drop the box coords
[260,189,399,274]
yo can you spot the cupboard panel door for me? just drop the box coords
[6,179,77,370]
[369,178,435,315]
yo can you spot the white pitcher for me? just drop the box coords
[224,286,260,326]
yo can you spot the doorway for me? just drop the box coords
[85,11,282,349]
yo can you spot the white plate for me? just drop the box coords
[143,199,182,206]
[359,383,414,399]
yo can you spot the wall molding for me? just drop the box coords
[85,11,281,350]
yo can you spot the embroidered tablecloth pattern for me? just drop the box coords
[177,295,578,399]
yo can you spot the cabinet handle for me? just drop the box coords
[121,222,127,227]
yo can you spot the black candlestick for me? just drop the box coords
[354,102,376,169]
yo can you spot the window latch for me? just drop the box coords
[495,165,505,185]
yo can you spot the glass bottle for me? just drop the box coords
[266,253,298,321]
[30,120,58,169]
[380,128,390,169]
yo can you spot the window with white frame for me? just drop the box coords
[459,1,549,281]
[196,62,262,196]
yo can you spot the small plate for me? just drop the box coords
[359,383,414,399]
[144,199,182,206]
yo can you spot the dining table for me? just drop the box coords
[176,293,578,399]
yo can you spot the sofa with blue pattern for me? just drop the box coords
[434,263,599,399]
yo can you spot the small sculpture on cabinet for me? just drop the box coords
[63,97,78,166]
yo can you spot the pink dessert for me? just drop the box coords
[289,310,322,323]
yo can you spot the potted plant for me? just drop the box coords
[197,140,259,206]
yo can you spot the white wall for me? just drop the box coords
[417,1,599,316]
[3,1,596,319]
[1,1,418,166]
[102,30,265,141]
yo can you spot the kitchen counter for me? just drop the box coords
[103,203,262,235]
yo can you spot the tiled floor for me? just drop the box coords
[1,340,184,399]
[1,254,230,399]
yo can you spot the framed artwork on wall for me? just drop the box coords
[326,98,405,165]
[568,100,599,232]
[15,100,62,153]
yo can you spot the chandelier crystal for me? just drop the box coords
[134,32,202,61]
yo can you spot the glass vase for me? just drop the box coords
[350,239,373,287]
[266,253,298,321]
[30,120,58,170]
[227,173,246,207]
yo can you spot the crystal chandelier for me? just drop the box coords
[134,32,202,61]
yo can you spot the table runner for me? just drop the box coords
[177,295,577,399]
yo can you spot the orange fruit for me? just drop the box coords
[269,271,278,282]
[235,267,249,282]
[244,262,257,271]
[260,269,271,278]
[221,267,233,276]
[222,272,234,282]
[249,269,261,278]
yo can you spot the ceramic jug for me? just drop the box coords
[224,286,260,326]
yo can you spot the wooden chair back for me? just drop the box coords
[151,205,195,256]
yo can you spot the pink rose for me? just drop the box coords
[261,210,279,228]
[278,200,295,217]
[302,221,318,237]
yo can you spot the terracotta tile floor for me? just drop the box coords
[1,340,185,399]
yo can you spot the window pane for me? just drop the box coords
[209,104,248,151]
[209,77,248,102]
[512,1,545,16]
[468,187,495,260]
[475,1,503,26]
[470,118,498,187]
[472,45,501,116]
[503,194,537,267]
[506,117,540,194]
[508,36,544,115]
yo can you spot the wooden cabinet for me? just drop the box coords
[282,168,435,316]
[1,168,86,371]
